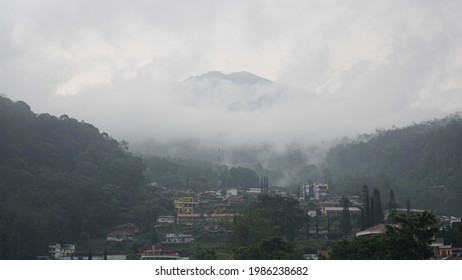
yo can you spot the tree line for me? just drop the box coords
[325,114,462,216]
[0,97,163,259]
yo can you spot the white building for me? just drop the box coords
[49,243,76,260]
[157,215,176,224]
[164,233,194,244]
[301,182,329,200]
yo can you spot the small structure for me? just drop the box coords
[164,233,194,244]
[208,213,237,224]
[247,188,261,194]
[157,216,176,224]
[303,253,319,260]
[49,243,76,260]
[430,238,453,259]
[301,182,329,200]
[176,213,204,225]
[356,224,399,237]
[140,246,181,260]
[106,230,134,242]
[114,223,140,235]
[322,206,361,216]
[107,223,140,242]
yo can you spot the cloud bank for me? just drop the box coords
[1,0,462,156]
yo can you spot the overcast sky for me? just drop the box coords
[2,0,462,151]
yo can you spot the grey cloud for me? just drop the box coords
[1,0,462,161]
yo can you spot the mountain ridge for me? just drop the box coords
[185,70,271,85]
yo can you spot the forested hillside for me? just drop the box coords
[0,96,162,259]
[325,114,462,216]
[143,156,260,191]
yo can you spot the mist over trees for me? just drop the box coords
[325,114,462,216]
[143,156,259,191]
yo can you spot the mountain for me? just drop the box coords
[176,70,283,112]
[324,114,462,216]
[186,71,271,85]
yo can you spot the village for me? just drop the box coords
[44,179,462,260]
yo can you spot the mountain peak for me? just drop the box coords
[187,71,271,85]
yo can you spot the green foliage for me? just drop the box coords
[330,211,439,259]
[233,237,300,260]
[0,97,149,259]
[191,247,218,260]
[372,188,384,224]
[143,156,259,191]
[340,196,351,236]
[227,167,259,188]
[325,114,462,216]
[231,195,304,247]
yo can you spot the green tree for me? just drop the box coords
[191,248,217,260]
[387,189,397,223]
[372,188,384,225]
[361,185,371,229]
[231,195,304,247]
[340,196,351,236]
[233,237,300,260]
[330,211,439,259]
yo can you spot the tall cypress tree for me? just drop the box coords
[372,188,384,224]
[406,197,411,214]
[361,185,371,227]
[388,189,397,223]
[305,214,310,240]
[341,196,351,236]
[370,197,375,226]
[315,215,319,239]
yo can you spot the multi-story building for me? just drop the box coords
[174,197,199,214]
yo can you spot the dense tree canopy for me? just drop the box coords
[0,97,154,259]
[231,195,304,248]
[325,115,462,216]
[144,156,260,191]
[330,211,440,259]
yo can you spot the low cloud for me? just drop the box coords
[1,0,462,163]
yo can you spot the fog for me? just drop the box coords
[1,0,462,164]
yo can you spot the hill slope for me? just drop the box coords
[0,96,157,259]
[325,114,462,215]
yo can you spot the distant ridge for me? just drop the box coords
[186,71,271,85]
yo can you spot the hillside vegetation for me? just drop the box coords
[325,114,462,215]
[0,96,159,259]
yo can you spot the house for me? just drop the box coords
[164,233,194,244]
[303,254,319,260]
[208,213,237,223]
[269,186,288,197]
[224,188,238,200]
[204,226,234,239]
[140,246,181,260]
[430,238,452,259]
[106,230,134,242]
[322,206,361,216]
[49,243,76,260]
[114,223,140,235]
[174,197,199,214]
[301,182,329,200]
[157,216,176,224]
[247,188,261,194]
[176,213,204,225]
